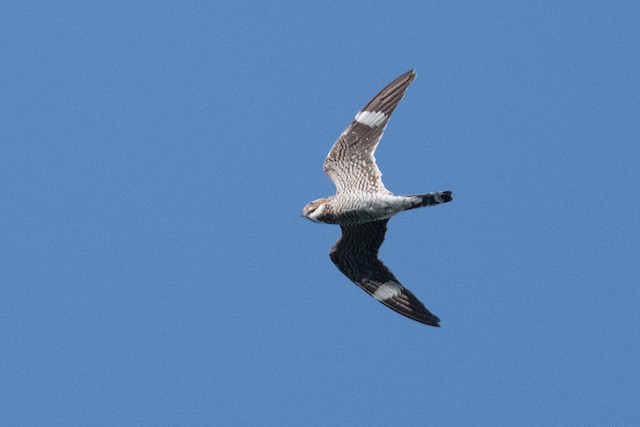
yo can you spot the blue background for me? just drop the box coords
[3,2,639,425]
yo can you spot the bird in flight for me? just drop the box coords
[302,70,452,327]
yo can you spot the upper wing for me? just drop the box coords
[324,70,416,194]
[329,219,440,326]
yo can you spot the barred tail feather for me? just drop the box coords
[405,191,452,210]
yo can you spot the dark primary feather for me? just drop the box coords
[329,219,441,327]
[360,69,416,115]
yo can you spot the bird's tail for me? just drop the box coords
[404,191,453,211]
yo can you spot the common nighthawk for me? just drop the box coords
[302,70,452,327]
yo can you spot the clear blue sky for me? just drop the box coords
[2,2,639,425]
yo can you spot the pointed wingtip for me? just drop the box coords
[415,310,440,327]
[423,316,441,327]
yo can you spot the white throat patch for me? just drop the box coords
[308,203,326,222]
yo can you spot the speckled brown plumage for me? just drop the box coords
[302,70,452,327]
[324,70,416,194]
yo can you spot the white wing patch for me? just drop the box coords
[373,282,403,301]
[355,110,387,127]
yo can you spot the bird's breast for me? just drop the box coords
[332,193,408,225]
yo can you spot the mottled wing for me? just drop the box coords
[324,70,416,194]
[329,219,440,326]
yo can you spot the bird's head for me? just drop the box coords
[302,198,331,223]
